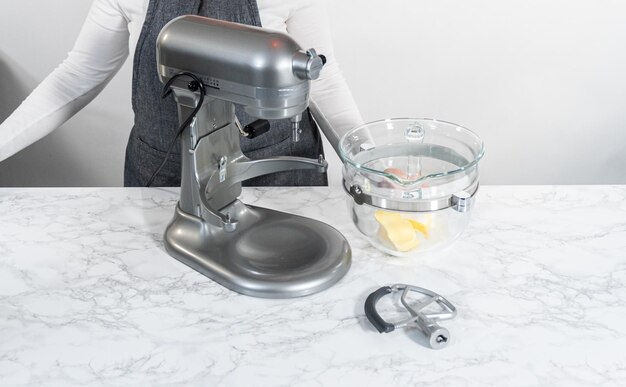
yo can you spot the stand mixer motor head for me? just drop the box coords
[156,15,326,134]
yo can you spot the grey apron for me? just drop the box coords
[124,0,327,187]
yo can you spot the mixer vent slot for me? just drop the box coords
[206,78,220,89]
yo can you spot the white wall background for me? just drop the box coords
[1,0,625,187]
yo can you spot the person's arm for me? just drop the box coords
[0,0,130,162]
[285,0,364,154]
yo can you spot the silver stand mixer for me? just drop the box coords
[156,16,351,298]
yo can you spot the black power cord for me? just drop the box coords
[144,72,206,187]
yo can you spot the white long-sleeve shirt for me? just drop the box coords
[0,0,362,162]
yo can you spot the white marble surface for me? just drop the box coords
[1,186,625,386]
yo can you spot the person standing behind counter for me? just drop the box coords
[0,0,363,186]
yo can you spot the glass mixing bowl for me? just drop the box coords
[339,118,484,256]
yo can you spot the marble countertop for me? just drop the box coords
[1,186,625,386]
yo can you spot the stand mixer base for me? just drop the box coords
[164,202,352,298]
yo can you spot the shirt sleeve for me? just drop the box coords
[0,0,130,162]
[285,0,364,152]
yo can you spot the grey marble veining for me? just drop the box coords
[1,186,625,386]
